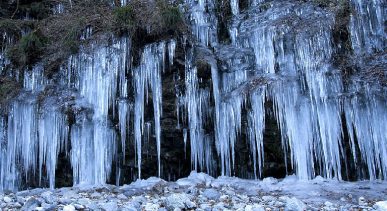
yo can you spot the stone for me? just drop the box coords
[41,191,55,203]
[213,202,226,210]
[374,201,387,211]
[144,202,160,211]
[219,195,230,202]
[77,198,91,205]
[245,204,265,211]
[117,194,127,200]
[58,198,72,205]
[90,192,102,198]
[21,198,41,211]
[74,204,85,209]
[122,205,138,211]
[164,193,194,210]
[100,201,118,211]
[262,196,276,202]
[199,203,212,210]
[17,196,26,204]
[202,189,220,201]
[63,204,76,211]
[3,196,12,203]
[284,197,306,211]
[13,202,22,208]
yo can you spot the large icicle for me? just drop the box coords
[247,87,266,179]
[349,0,385,54]
[344,85,387,180]
[71,115,116,185]
[38,110,68,189]
[133,41,166,178]
[184,0,218,46]
[65,38,128,185]
[184,50,214,173]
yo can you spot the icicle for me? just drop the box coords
[23,65,45,92]
[133,42,166,178]
[184,0,218,46]
[0,100,38,190]
[349,0,385,54]
[248,88,266,179]
[70,115,116,185]
[65,38,127,185]
[168,40,176,66]
[344,85,387,180]
[231,0,239,15]
[118,99,132,163]
[184,49,213,173]
[38,110,68,189]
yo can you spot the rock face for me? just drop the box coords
[0,0,386,193]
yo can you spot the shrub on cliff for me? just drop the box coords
[114,0,186,36]
[7,31,47,68]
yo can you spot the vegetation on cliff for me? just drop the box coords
[0,0,186,74]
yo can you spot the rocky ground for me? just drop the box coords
[1,172,386,211]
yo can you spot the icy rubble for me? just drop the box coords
[0,172,386,210]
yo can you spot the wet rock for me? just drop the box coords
[202,189,220,200]
[21,198,41,211]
